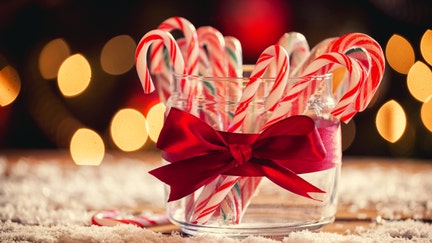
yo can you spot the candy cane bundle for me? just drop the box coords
[135,17,385,228]
[190,45,290,224]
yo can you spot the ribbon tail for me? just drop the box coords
[149,152,236,202]
[260,164,325,201]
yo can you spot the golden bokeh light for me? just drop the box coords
[146,103,166,143]
[110,108,148,152]
[420,29,432,66]
[376,100,406,143]
[100,35,136,75]
[331,67,347,96]
[70,128,105,166]
[57,54,92,97]
[385,34,415,74]
[421,96,432,132]
[0,65,21,107]
[39,38,71,80]
[407,61,432,102]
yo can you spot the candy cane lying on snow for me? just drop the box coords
[91,209,170,228]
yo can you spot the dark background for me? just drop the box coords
[0,0,431,158]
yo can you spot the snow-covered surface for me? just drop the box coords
[1,154,431,242]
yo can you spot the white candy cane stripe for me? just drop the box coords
[224,36,243,77]
[136,29,186,94]
[327,33,385,112]
[91,209,170,228]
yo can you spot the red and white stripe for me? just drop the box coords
[150,16,199,76]
[327,33,385,114]
[224,36,243,78]
[197,26,227,77]
[290,37,337,77]
[277,32,310,74]
[190,45,290,225]
[229,45,289,132]
[135,29,186,94]
[91,209,170,228]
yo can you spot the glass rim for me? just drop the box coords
[172,65,333,83]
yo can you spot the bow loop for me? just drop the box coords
[151,108,340,202]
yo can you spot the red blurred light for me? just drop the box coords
[216,0,292,62]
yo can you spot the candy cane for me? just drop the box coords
[91,209,170,228]
[146,17,199,104]
[327,33,385,115]
[287,34,381,120]
[290,37,337,77]
[224,36,243,78]
[221,36,244,219]
[278,32,310,72]
[268,52,366,126]
[150,16,199,75]
[266,32,309,78]
[197,26,227,77]
[190,45,290,224]
[135,29,186,94]
[220,44,289,222]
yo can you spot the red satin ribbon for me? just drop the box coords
[150,108,341,202]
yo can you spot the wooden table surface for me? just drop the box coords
[2,150,432,237]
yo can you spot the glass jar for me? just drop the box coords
[157,69,341,239]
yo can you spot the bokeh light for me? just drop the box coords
[421,96,432,132]
[420,29,432,66]
[0,65,21,107]
[146,102,166,143]
[331,67,347,95]
[110,108,148,152]
[406,61,432,102]
[57,54,92,97]
[100,35,136,75]
[385,34,415,74]
[376,100,406,143]
[216,0,291,61]
[38,38,71,80]
[70,128,105,166]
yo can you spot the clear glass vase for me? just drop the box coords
[159,70,341,239]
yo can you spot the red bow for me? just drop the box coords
[150,108,340,202]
